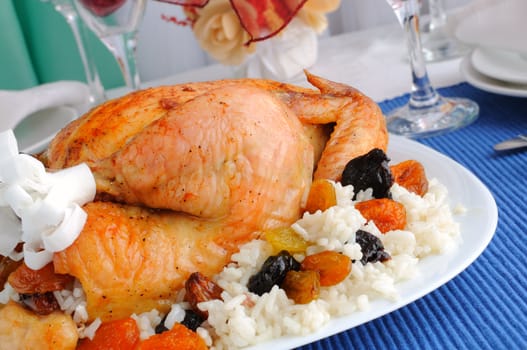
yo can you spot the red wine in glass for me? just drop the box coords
[79,0,126,17]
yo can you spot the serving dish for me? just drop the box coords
[246,134,498,349]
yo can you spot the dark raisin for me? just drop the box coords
[181,309,205,331]
[341,148,393,199]
[19,292,60,315]
[156,309,204,334]
[155,315,169,334]
[247,250,301,296]
[355,230,391,265]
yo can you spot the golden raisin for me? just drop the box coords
[184,272,223,319]
[390,160,429,196]
[301,251,351,287]
[263,227,308,254]
[355,198,407,233]
[8,262,73,294]
[305,179,337,214]
[281,270,320,304]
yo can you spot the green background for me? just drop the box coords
[0,0,123,90]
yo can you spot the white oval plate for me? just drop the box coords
[14,106,77,154]
[246,135,498,350]
[471,48,527,85]
[455,0,527,55]
[461,55,527,98]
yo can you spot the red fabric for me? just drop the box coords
[230,0,308,43]
[156,0,307,44]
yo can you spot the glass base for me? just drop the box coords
[386,97,479,138]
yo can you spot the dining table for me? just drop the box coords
[308,29,526,350]
[37,19,527,350]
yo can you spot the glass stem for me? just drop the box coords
[66,17,106,104]
[403,0,440,109]
[102,32,140,90]
[55,1,106,105]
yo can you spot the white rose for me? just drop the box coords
[192,0,255,65]
[298,0,341,33]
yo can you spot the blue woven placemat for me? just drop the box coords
[298,84,527,350]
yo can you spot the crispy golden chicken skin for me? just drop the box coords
[40,73,387,321]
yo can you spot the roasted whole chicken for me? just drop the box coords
[1,73,387,347]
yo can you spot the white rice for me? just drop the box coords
[131,309,163,340]
[0,178,462,349]
[52,279,102,339]
[194,179,461,349]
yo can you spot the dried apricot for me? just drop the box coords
[390,160,428,196]
[300,251,351,286]
[137,323,207,350]
[304,179,337,214]
[77,317,140,350]
[281,270,320,304]
[184,272,223,319]
[263,227,308,254]
[355,198,406,233]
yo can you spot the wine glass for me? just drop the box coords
[421,0,470,62]
[384,0,479,138]
[73,0,147,91]
[42,0,106,106]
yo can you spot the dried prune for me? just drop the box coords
[247,251,301,296]
[355,230,391,265]
[341,148,393,199]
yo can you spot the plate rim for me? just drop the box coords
[471,48,527,85]
[245,135,498,350]
[460,55,527,98]
[13,106,78,154]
